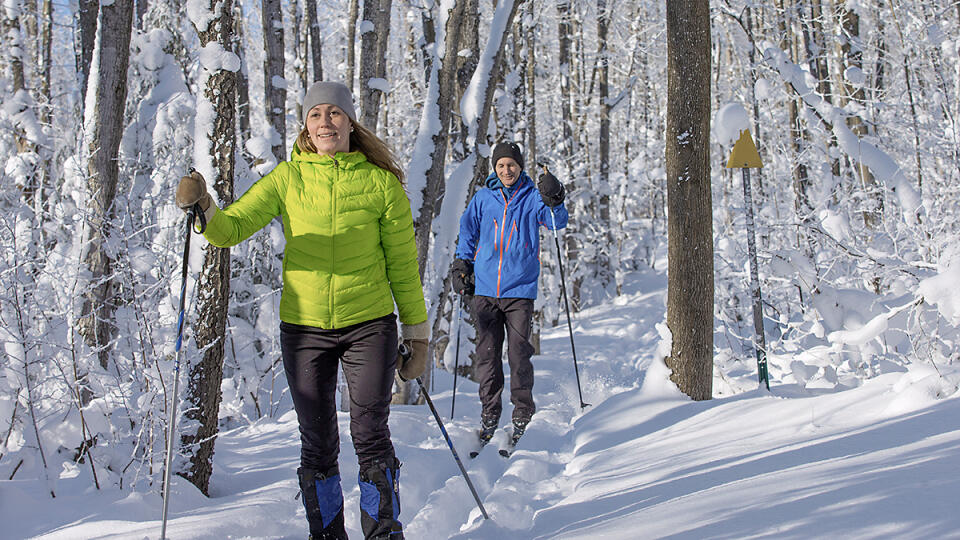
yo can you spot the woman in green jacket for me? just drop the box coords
[175,81,427,540]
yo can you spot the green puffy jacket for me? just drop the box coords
[203,146,427,329]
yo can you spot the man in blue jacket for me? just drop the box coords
[450,141,568,448]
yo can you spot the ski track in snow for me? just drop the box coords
[4,271,960,539]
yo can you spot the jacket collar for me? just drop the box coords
[291,142,368,167]
[485,171,532,200]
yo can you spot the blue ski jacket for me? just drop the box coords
[455,171,568,299]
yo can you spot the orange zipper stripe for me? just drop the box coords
[505,220,516,255]
[496,187,522,297]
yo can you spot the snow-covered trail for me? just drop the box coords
[6,269,960,539]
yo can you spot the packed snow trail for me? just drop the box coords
[5,270,960,539]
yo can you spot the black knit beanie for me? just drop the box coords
[491,142,524,171]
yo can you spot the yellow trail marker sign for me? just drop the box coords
[726,129,763,168]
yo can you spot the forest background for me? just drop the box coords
[0,0,958,501]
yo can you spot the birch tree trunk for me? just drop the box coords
[78,1,133,371]
[359,0,392,130]
[182,0,237,496]
[665,0,712,401]
[261,0,286,161]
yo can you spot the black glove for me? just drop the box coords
[538,172,565,207]
[450,258,474,296]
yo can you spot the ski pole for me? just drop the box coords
[450,296,462,419]
[539,163,590,410]
[161,203,206,540]
[400,345,489,520]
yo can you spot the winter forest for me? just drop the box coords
[1,0,960,537]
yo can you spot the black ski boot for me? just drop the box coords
[469,415,499,458]
[358,457,403,539]
[478,415,498,444]
[298,466,347,540]
[500,416,530,457]
[509,416,528,446]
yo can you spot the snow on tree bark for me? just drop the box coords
[78,1,134,371]
[182,0,238,496]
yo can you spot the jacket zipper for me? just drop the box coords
[495,187,520,297]
[330,158,338,326]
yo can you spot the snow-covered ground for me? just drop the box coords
[3,270,959,539]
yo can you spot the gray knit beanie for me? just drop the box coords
[301,81,357,124]
[491,141,524,170]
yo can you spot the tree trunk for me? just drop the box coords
[557,0,574,157]
[556,0,581,309]
[836,2,881,229]
[305,0,322,81]
[39,0,52,126]
[465,0,524,193]
[3,0,39,198]
[665,0,712,401]
[78,1,134,371]
[77,0,99,111]
[136,0,149,28]
[291,0,308,111]
[234,3,251,142]
[450,0,479,163]
[413,0,470,271]
[261,0,286,161]
[346,0,359,91]
[359,0,392,130]
[182,0,237,496]
[524,0,537,178]
[596,0,612,286]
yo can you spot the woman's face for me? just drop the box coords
[306,104,352,156]
[495,158,521,187]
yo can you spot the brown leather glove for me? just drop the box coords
[175,170,212,213]
[398,322,429,381]
[398,339,428,381]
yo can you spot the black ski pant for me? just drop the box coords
[280,314,398,473]
[473,296,536,425]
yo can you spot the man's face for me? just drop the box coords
[496,158,521,187]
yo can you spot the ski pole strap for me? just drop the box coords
[191,202,207,233]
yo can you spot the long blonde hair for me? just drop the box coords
[296,121,405,183]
